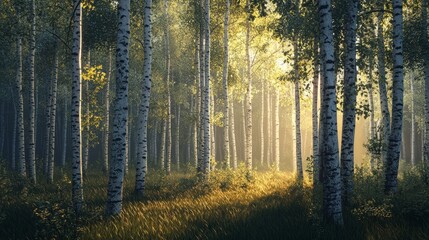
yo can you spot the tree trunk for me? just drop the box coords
[293,38,303,180]
[267,92,272,168]
[222,0,230,169]
[369,53,376,170]
[202,0,211,176]
[274,89,280,171]
[61,99,67,167]
[16,36,26,176]
[385,0,404,194]
[48,48,59,183]
[210,92,215,169]
[242,101,247,162]
[28,0,37,183]
[198,0,205,173]
[318,0,343,225]
[164,0,172,175]
[106,0,130,216]
[103,49,112,174]
[135,0,152,195]
[11,105,17,170]
[340,0,358,204]
[160,121,166,170]
[245,0,252,171]
[45,78,52,176]
[312,38,319,186]
[422,0,429,166]
[377,2,390,166]
[71,0,83,214]
[83,51,90,176]
[176,106,180,171]
[230,100,237,169]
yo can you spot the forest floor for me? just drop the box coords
[1,163,429,240]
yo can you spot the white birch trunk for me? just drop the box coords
[312,38,319,185]
[135,0,152,195]
[12,105,17,170]
[203,0,211,175]
[45,80,52,176]
[293,38,303,180]
[103,49,112,174]
[71,0,83,214]
[245,0,252,171]
[385,0,404,193]
[340,0,358,204]
[61,99,67,167]
[106,0,130,216]
[267,92,272,168]
[274,89,280,171]
[369,55,376,170]
[16,36,26,176]
[48,49,59,183]
[377,5,390,166]
[422,0,429,165]
[28,0,37,183]
[176,106,180,171]
[160,121,166,170]
[318,0,343,225]
[230,100,237,169]
[164,0,172,175]
[222,0,230,169]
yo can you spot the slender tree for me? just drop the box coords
[48,48,59,183]
[103,49,112,173]
[106,0,131,215]
[203,0,211,175]
[16,35,26,177]
[340,0,358,204]
[318,0,343,225]
[28,0,37,183]
[377,1,390,166]
[135,0,153,195]
[71,0,84,214]
[312,38,319,186]
[385,0,404,194]
[222,0,230,169]
[422,0,429,165]
[245,0,253,171]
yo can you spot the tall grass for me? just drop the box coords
[0,161,428,239]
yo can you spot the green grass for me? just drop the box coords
[0,164,429,240]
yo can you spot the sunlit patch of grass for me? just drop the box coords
[1,160,429,239]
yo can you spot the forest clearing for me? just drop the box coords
[1,0,429,239]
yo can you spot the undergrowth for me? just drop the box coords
[0,161,428,240]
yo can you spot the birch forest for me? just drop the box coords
[1,0,429,239]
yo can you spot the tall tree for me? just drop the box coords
[103,49,112,173]
[340,0,359,204]
[164,0,172,174]
[106,0,130,215]
[48,48,59,183]
[312,38,319,186]
[222,0,230,169]
[203,0,211,175]
[71,0,84,214]
[245,0,253,171]
[16,35,26,177]
[28,0,37,183]
[135,0,153,196]
[318,0,343,225]
[423,0,429,165]
[385,0,404,194]
[293,37,303,180]
[377,0,390,166]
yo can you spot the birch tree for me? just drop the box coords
[71,0,84,214]
[340,0,358,204]
[385,0,404,194]
[222,0,230,169]
[135,0,153,196]
[48,48,59,183]
[28,0,37,183]
[106,0,130,216]
[312,38,319,186]
[16,35,26,177]
[318,0,343,225]
[245,0,253,171]
[203,0,211,175]
[103,49,112,173]
[377,1,390,166]
[423,0,429,165]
